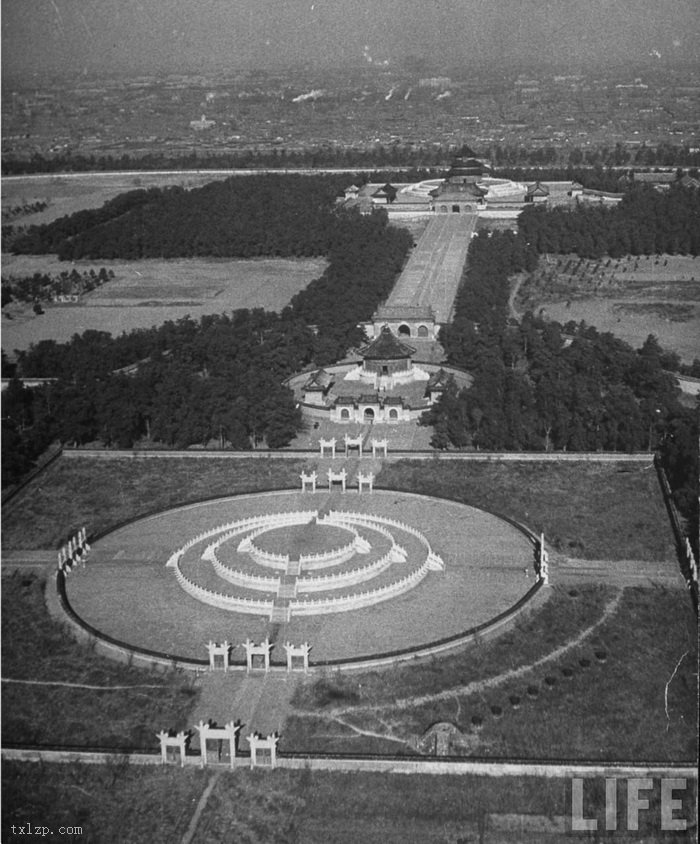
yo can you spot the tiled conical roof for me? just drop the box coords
[358,325,415,360]
[427,368,451,390]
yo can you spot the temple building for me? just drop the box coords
[338,157,595,219]
[353,326,421,387]
[525,182,550,203]
[430,158,488,214]
[367,304,438,342]
[288,326,470,425]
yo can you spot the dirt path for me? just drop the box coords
[1,550,55,571]
[1,678,168,690]
[553,556,684,586]
[508,274,525,320]
[181,770,222,844]
[190,670,300,750]
[297,589,623,728]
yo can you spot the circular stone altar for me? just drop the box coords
[65,490,536,665]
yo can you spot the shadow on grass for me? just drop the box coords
[1,572,199,749]
[377,460,677,562]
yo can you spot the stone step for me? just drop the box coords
[269,605,290,623]
[277,582,297,599]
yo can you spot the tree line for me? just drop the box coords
[2,268,115,307]
[2,207,411,484]
[2,200,48,220]
[10,175,353,261]
[3,141,700,177]
[426,226,698,540]
[518,184,700,258]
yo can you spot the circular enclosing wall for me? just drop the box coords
[63,489,539,668]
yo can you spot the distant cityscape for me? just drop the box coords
[2,62,699,164]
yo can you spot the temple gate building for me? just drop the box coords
[288,326,470,426]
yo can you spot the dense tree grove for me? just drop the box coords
[11,168,698,266]
[289,209,412,363]
[2,205,411,482]
[10,175,353,260]
[1,309,307,482]
[426,227,698,541]
[519,185,700,258]
[3,141,700,176]
[3,172,696,546]
[493,166,627,194]
[2,268,114,306]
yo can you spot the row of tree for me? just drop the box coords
[10,167,699,267]
[3,141,700,176]
[2,200,48,220]
[519,185,700,258]
[426,226,698,536]
[2,207,412,483]
[2,268,115,306]
[11,175,353,261]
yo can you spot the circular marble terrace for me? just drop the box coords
[65,490,536,665]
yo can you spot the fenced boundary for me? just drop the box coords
[1,444,63,505]
[57,447,654,463]
[0,447,658,510]
[654,455,698,609]
[53,543,545,674]
[2,746,696,780]
[48,483,548,672]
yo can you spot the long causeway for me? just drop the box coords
[387,213,477,322]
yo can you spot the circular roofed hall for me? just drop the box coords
[357,325,415,377]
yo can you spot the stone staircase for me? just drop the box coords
[268,605,290,623]
[277,580,297,599]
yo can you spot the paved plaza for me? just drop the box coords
[65,489,534,665]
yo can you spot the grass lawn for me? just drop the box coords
[2,455,676,562]
[2,455,694,764]
[3,763,696,843]
[1,172,234,225]
[1,573,198,749]
[1,456,308,550]
[376,459,676,561]
[291,584,613,710]
[1,254,326,354]
[2,762,208,844]
[286,585,698,762]
[513,253,700,362]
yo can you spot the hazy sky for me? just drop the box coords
[2,0,699,78]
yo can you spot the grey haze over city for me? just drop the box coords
[2,0,699,78]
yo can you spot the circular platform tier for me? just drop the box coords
[65,490,536,664]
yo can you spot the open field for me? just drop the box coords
[292,584,614,710]
[514,254,700,362]
[2,167,327,354]
[1,573,198,749]
[1,172,234,226]
[2,762,209,844]
[1,253,326,354]
[1,456,309,550]
[0,455,677,563]
[2,455,694,768]
[287,584,697,761]
[7,763,695,844]
[377,459,677,562]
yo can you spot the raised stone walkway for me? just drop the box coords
[386,214,477,322]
